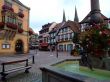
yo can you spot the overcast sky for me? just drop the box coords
[19,0,110,33]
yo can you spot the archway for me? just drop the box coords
[15,39,23,53]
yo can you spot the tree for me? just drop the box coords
[80,23,110,57]
[72,32,79,44]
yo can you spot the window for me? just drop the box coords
[65,34,68,40]
[65,27,68,32]
[19,9,23,13]
[70,33,73,39]
[2,16,5,22]
[18,22,22,28]
[2,44,10,49]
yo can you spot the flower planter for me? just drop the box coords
[2,5,14,12]
[18,28,23,33]
[18,12,24,18]
[6,22,17,29]
[0,22,5,28]
[29,30,33,35]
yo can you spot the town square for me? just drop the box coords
[0,0,110,82]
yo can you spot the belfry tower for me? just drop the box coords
[90,0,104,24]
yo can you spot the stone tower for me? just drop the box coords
[90,0,104,24]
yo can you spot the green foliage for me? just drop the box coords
[82,24,110,50]
[72,32,79,44]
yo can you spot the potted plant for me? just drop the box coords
[18,12,24,18]
[18,28,23,33]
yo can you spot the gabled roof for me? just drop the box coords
[64,20,80,33]
[80,11,107,24]
[56,20,80,36]
[49,23,62,33]
[12,0,30,10]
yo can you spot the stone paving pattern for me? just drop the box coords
[0,50,79,82]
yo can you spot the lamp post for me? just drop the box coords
[56,42,58,58]
[35,34,38,54]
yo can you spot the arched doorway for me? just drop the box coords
[15,39,23,53]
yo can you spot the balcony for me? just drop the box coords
[6,22,18,30]
[2,5,14,13]
[18,12,24,18]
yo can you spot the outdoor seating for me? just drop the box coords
[0,55,35,81]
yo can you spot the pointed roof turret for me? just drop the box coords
[74,6,79,22]
[62,10,66,22]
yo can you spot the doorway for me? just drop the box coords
[15,40,23,53]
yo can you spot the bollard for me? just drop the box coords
[32,55,35,64]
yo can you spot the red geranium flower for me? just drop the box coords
[6,22,18,29]
[18,28,24,33]
[18,12,24,18]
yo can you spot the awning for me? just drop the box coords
[40,43,48,46]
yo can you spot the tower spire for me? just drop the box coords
[74,6,79,22]
[62,10,66,22]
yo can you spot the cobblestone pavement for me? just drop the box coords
[0,50,80,82]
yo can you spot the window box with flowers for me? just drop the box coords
[18,28,23,33]
[18,12,24,18]
[6,22,18,30]
[29,30,33,35]
[0,22,5,28]
[2,5,14,12]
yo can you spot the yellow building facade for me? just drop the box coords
[0,0,30,55]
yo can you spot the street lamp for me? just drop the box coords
[55,42,58,58]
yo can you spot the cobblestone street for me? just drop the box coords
[0,50,80,82]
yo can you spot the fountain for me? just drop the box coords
[40,0,110,82]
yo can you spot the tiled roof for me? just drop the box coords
[12,0,30,10]
[49,23,62,33]
[63,20,81,33]
[55,20,80,36]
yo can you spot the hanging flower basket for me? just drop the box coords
[2,5,14,12]
[6,22,18,29]
[18,28,24,33]
[18,12,24,18]
[0,22,5,28]
[29,30,33,35]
